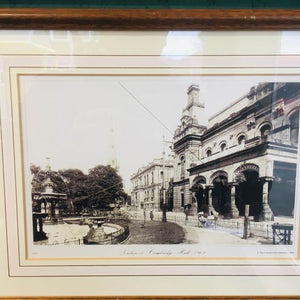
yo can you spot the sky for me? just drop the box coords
[20,74,296,192]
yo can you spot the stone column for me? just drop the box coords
[189,190,198,216]
[46,202,51,217]
[206,185,216,216]
[184,184,193,206]
[228,182,239,218]
[173,186,184,212]
[259,176,274,221]
[54,202,60,218]
[41,202,46,213]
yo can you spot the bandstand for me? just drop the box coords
[32,165,67,241]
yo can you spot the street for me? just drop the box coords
[122,218,263,245]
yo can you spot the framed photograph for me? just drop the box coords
[1,8,300,299]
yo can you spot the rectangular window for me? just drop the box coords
[181,193,185,207]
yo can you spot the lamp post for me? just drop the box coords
[161,136,173,223]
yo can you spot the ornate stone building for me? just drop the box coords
[131,158,174,211]
[173,83,300,221]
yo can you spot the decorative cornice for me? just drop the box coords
[188,142,269,175]
[173,134,203,150]
[131,162,173,179]
[173,178,189,186]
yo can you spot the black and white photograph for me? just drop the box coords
[21,75,299,250]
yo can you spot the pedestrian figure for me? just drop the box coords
[184,205,189,220]
[150,210,154,221]
[198,212,207,228]
[183,205,190,225]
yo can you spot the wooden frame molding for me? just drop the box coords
[0,8,300,30]
[1,297,300,299]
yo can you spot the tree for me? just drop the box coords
[30,163,128,213]
[30,164,41,176]
[121,192,131,206]
[86,165,124,210]
[59,169,88,212]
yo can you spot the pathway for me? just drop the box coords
[182,225,262,245]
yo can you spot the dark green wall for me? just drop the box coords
[0,0,300,9]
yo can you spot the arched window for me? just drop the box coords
[260,124,271,137]
[220,143,226,152]
[290,110,299,145]
[238,135,246,145]
[181,192,185,207]
[180,156,185,178]
[206,149,212,157]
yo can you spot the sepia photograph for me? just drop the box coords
[19,75,299,250]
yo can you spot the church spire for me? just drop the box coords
[109,127,119,172]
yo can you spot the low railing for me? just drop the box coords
[129,211,273,241]
[103,224,130,244]
[207,219,272,240]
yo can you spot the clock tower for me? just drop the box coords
[172,84,207,213]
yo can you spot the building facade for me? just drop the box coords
[131,158,174,211]
[173,83,300,221]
